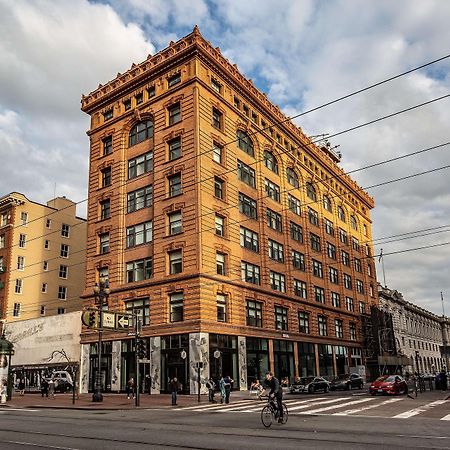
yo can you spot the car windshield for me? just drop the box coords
[376,376,397,382]
[332,374,349,381]
[298,377,314,384]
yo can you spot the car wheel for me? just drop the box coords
[308,385,314,394]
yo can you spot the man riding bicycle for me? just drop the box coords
[264,371,283,423]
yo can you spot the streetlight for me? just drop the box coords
[92,276,109,402]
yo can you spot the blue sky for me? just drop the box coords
[1,0,450,314]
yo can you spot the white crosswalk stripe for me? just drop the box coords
[233,397,328,413]
[440,413,450,421]
[333,397,403,415]
[296,397,374,414]
[392,399,448,419]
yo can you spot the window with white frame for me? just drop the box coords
[127,186,153,212]
[241,261,260,285]
[265,179,280,202]
[239,193,257,219]
[128,152,153,179]
[274,305,288,330]
[169,250,182,274]
[237,160,256,188]
[268,239,284,262]
[59,265,68,279]
[292,250,305,271]
[125,297,150,325]
[341,250,350,266]
[294,279,307,298]
[60,243,69,258]
[215,215,225,237]
[356,279,364,294]
[344,274,352,290]
[310,233,321,252]
[168,174,182,197]
[13,302,21,317]
[58,286,67,300]
[170,292,183,322]
[337,206,346,222]
[331,292,341,308]
[290,222,303,242]
[314,286,325,303]
[20,212,28,226]
[335,319,343,338]
[216,252,226,275]
[323,195,332,212]
[41,283,47,293]
[99,233,110,254]
[264,151,278,174]
[19,234,26,248]
[329,267,339,284]
[217,293,227,322]
[298,311,310,333]
[168,137,181,160]
[267,208,282,231]
[15,279,22,294]
[17,256,24,270]
[312,259,323,278]
[213,143,223,164]
[240,226,259,252]
[288,194,301,215]
[168,212,182,235]
[318,315,328,336]
[61,224,70,238]
[308,208,319,226]
[346,296,354,312]
[246,300,262,327]
[327,242,336,259]
[126,258,153,282]
[127,221,153,247]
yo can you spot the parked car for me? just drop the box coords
[369,375,408,396]
[46,370,73,393]
[330,373,364,391]
[290,376,330,394]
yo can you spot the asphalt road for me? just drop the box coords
[0,390,448,450]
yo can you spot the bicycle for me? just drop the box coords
[260,395,288,428]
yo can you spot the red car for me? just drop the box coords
[369,375,408,395]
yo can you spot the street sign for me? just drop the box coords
[116,313,131,329]
[180,350,187,360]
[139,359,151,363]
[101,311,116,329]
[213,350,221,359]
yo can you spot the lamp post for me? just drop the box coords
[92,276,109,402]
[0,331,14,403]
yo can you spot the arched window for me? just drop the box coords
[286,168,299,188]
[129,119,154,147]
[350,215,358,230]
[264,150,278,174]
[337,206,346,222]
[306,182,317,201]
[323,195,332,212]
[237,130,254,156]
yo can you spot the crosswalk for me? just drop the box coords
[174,396,450,421]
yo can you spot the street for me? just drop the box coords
[0,390,449,449]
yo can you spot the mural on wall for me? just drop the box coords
[189,332,209,394]
[238,336,247,390]
[80,344,90,393]
[111,341,121,392]
[149,336,161,393]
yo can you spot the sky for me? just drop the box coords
[0,0,449,315]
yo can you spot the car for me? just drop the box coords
[290,376,330,394]
[46,370,74,393]
[369,375,408,396]
[330,373,364,391]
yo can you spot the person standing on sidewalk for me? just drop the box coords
[126,377,135,399]
[170,377,180,406]
[218,376,226,403]
[41,379,49,398]
[18,379,25,396]
[223,374,233,404]
[206,377,216,403]
[48,378,55,399]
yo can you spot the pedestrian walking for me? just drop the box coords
[41,378,49,398]
[206,377,216,403]
[223,374,233,404]
[18,379,25,396]
[126,377,135,399]
[48,378,55,399]
[218,376,226,403]
[169,377,180,406]
[441,370,448,391]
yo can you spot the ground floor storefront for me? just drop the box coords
[80,333,365,394]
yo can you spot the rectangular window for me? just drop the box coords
[339,228,348,244]
[103,136,112,156]
[13,302,21,317]
[126,221,153,247]
[294,279,307,298]
[239,193,257,219]
[356,279,364,294]
[19,234,26,248]
[212,107,222,130]
[270,271,285,292]
[41,283,47,293]
[346,296,354,312]
[292,250,305,271]
[214,177,225,199]
[234,96,241,109]
[17,256,24,270]
[217,293,227,322]
[344,274,352,290]
[61,224,70,238]
[15,279,22,294]
[147,86,155,98]
[59,265,68,279]
[288,194,301,215]
[308,208,319,226]
[57,308,66,315]
[101,167,112,187]
[0,213,8,227]
[168,137,182,160]
[327,242,336,259]
[169,250,183,275]
[43,261,48,271]
[127,186,153,212]
[123,99,131,110]
[168,173,182,197]
[324,218,334,236]
[168,72,181,87]
[126,258,153,283]
[168,102,181,125]
[99,233,110,254]
[329,267,339,284]
[290,222,303,242]
[213,143,223,164]
[265,179,280,202]
[318,315,328,336]
[20,212,28,226]
[268,239,284,262]
[352,237,360,252]
[310,233,321,252]
[312,259,323,278]
[298,311,310,334]
[267,209,282,231]
[58,286,67,300]
[237,160,256,188]
[215,215,225,237]
[331,292,341,308]
[135,92,143,104]
[335,319,343,338]
[246,300,262,327]
[128,152,153,179]
[349,322,357,340]
[0,234,4,249]
[40,305,46,316]
[359,301,366,314]
[341,251,350,266]
[103,109,113,121]
[125,298,150,325]
[168,212,182,235]
[60,244,69,258]
[100,199,110,220]
[241,261,260,285]
[314,286,325,303]
[216,252,226,275]
[211,78,222,93]
[275,305,288,330]
[354,258,362,272]
[170,292,183,322]
[240,226,259,252]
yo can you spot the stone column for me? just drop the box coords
[111,340,121,392]
[238,336,247,390]
[79,344,90,394]
[150,336,161,393]
[189,332,209,394]
[293,341,299,378]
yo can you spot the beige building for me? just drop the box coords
[0,193,86,321]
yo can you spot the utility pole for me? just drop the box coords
[441,291,445,317]
[135,317,142,407]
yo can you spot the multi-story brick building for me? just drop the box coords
[0,193,86,322]
[80,27,378,394]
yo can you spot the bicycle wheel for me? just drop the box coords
[261,405,274,428]
[281,403,288,424]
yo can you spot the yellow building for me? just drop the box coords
[80,27,377,394]
[0,193,86,321]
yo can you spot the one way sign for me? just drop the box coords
[116,313,131,329]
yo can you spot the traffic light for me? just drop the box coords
[137,339,147,359]
[88,311,96,327]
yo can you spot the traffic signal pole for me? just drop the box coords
[135,318,142,407]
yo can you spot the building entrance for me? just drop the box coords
[161,334,189,394]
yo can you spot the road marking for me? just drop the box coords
[440,413,450,421]
[297,397,374,414]
[232,397,329,413]
[393,399,448,419]
[2,408,39,412]
[334,397,403,415]
[179,399,254,411]
[2,440,80,450]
